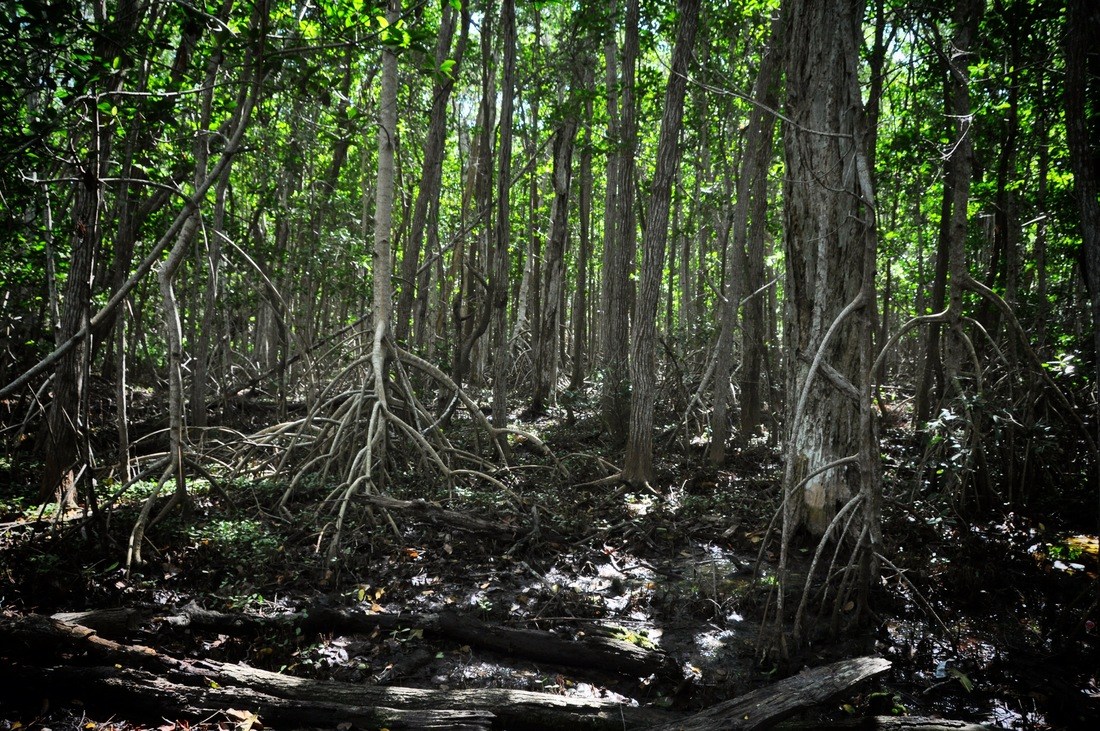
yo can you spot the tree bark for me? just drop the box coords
[0,611,675,731]
[647,656,892,731]
[531,120,578,414]
[710,12,782,462]
[396,3,469,344]
[490,0,516,427]
[599,0,638,444]
[39,0,145,506]
[622,0,699,487]
[570,69,595,393]
[780,0,872,535]
[1065,0,1100,382]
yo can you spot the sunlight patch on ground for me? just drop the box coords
[693,627,738,660]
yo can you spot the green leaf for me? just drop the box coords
[376,15,389,28]
[440,59,456,78]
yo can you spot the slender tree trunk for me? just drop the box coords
[622,0,699,487]
[600,0,638,444]
[451,12,496,392]
[189,165,231,429]
[1034,73,1051,349]
[491,0,516,427]
[943,0,984,388]
[570,75,594,393]
[510,10,543,350]
[914,56,958,426]
[711,12,781,462]
[92,9,202,358]
[396,4,469,344]
[372,0,401,396]
[532,116,578,413]
[129,9,262,569]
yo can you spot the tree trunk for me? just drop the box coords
[599,0,638,444]
[450,9,495,394]
[780,0,871,535]
[396,3,469,344]
[622,0,699,487]
[373,0,400,389]
[532,118,578,414]
[710,12,782,463]
[491,0,516,427]
[39,0,144,506]
[1065,0,1100,382]
[570,70,594,393]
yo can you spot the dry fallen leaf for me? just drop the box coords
[224,708,262,731]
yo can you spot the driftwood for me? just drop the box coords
[162,602,677,679]
[1,663,496,730]
[648,656,893,731]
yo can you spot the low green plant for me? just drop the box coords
[189,518,282,564]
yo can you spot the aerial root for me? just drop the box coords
[234,335,563,560]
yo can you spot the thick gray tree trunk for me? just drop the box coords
[39,0,144,506]
[781,0,871,535]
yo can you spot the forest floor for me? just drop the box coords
[0,391,1098,730]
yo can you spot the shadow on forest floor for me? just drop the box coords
[0,401,1098,730]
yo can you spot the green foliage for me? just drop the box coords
[189,518,282,565]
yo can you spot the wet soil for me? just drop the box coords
[1,407,1097,730]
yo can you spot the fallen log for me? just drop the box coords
[0,611,675,731]
[3,612,935,731]
[357,493,523,536]
[776,717,996,730]
[647,656,893,731]
[164,601,677,679]
[51,607,145,636]
[0,664,496,730]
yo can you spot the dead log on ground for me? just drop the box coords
[6,612,984,731]
[0,610,674,731]
[776,717,996,730]
[164,601,676,679]
[647,656,892,730]
[51,607,145,635]
[358,493,524,536]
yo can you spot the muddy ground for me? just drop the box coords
[1,402,1097,730]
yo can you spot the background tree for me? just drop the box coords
[622,0,700,487]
